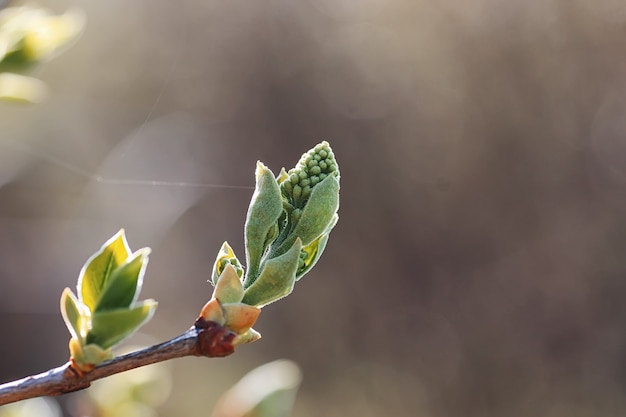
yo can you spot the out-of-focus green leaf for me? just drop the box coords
[79,230,131,311]
[0,72,47,103]
[60,287,83,341]
[94,248,150,312]
[211,359,302,417]
[0,6,85,70]
[0,396,62,417]
[86,300,158,349]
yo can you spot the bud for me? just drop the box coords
[222,303,261,334]
[211,241,244,285]
[212,264,244,304]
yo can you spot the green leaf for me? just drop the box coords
[289,175,339,246]
[211,359,302,417]
[78,229,131,312]
[0,72,48,103]
[274,175,339,257]
[244,162,284,286]
[60,287,84,341]
[94,248,150,312]
[242,238,301,307]
[86,300,158,349]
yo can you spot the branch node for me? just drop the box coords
[194,318,236,357]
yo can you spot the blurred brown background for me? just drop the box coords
[2,0,626,416]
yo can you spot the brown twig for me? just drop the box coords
[0,321,236,406]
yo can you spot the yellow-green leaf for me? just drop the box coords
[0,72,47,103]
[60,287,84,341]
[94,248,150,312]
[86,300,158,349]
[78,230,131,311]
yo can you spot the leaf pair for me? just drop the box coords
[60,230,157,372]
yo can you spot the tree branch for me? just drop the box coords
[0,320,237,406]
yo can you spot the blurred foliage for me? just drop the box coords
[212,360,302,417]
[0,397,60,417]
[84,348,172,417]
[0,4,83,102]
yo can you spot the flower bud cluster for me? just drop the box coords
[281,141,339,209]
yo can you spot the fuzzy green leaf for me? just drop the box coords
[274,175,339,257]
[78,230,131,311]
[94,248,150,312]
[86,300,158,349]
[242,238,302,307]
[289,175,339,246]
[244,162,284,286]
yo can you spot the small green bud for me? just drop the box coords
[211,241,243,285]
[280,141,339,210]
[292,185,302,201]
